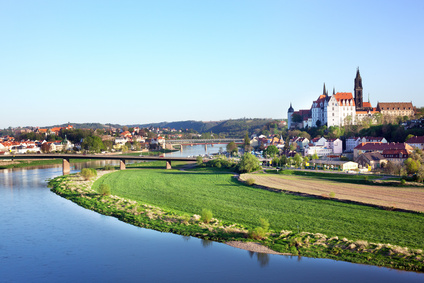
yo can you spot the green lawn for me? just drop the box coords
[93,168,424,249]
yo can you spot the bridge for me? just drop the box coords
[165,138,243,145]
[0,154,197,174]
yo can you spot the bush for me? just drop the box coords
[249,218,269,240]
[196,156,203,166]
[99,184,111,196]
[245,178,255,186]
[81,168,97,180]
[329,192,335,198]
[104,165,115,170]
[200,209,213,223]
[249,227,267,240]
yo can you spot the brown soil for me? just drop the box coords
[226,241,288,255]
[240,174,424,213]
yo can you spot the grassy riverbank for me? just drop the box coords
[0,158,92,169]
[49,167,424,272]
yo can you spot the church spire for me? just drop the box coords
[333,87,335,95]
[323,83,327,96]
[354,67,363,110]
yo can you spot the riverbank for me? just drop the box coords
[0,158,92,169]
[48,168,424,272]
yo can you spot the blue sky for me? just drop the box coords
[1,0,423,128]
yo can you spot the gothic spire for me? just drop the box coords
[323,83,326,96]
[333,87,335,95]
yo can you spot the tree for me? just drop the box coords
[405,158,421,175]
[226,142,238,155]
[293,153,303,167]
[280,155,288,166]
[41,143,51,153]
[263,145,279,158]
[243,132,251,152]
[81,136,105,153]
[417,165,424,183]
[237,153,261,173]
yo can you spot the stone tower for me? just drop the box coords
[354,68,363,110]
[287,102,294,129]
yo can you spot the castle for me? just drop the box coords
[287,69,415,129]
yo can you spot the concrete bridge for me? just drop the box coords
[0,154,197,174]
[166,138,243,145]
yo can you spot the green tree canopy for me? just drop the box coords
[226,141,238,154]
[81,136,105,153]
[264,145,279,157]
[237,153,261,173]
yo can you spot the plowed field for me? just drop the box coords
[241,173,424,212]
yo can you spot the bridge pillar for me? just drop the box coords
[180,145,183,152]
[205,144,207,151]
[166,160,172,169]
[63,158,70,175]
[120,160,126,170]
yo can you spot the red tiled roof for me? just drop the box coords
[363,102,372,108]
[354,142,413,151]
[406,136,424,144]
[334,92,354,101]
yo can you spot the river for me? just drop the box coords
[1,156,423,282]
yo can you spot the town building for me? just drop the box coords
[406,136,424,150]
[356,152,387,170]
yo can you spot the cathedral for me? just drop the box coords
[287,69,414,129]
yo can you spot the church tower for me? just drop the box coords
[287,102,294,129]
[354,68,363,110]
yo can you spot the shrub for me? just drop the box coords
[401,179,406,186]
[329,192,335,198]
[200,209,213,223]
[245,178,255,186]
[249,218,270,240]
[99,184,111,196]
[81,168,97,180]
[249,227,267,240]
[196,156,203,166]
[104,165,115,170]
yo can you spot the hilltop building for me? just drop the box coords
[287,69,415,129]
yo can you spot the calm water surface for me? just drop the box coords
[1,162,424,282]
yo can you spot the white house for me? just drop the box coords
[325,138,343,155]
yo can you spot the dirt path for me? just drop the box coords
[241,174,424,212]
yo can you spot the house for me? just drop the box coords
[353,142,413,160]
[346,137,362,152]
[376,102,414,117]
[304,144,333,157]
[294,137,309,150]
[382,148,411,164]
[356,152,387,170]
[311,137,327,146]
[406,136,424,150]
[325,138,342,154]
[311,160,359,171]
[361,136,388,143]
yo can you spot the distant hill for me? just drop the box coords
[48,123,121,129]
[133,118,274,137]
[47,118,279,137]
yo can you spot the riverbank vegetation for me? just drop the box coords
[0,158,92,169]
[48,166,424,272]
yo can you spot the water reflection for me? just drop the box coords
[201,239,213,248]
[248,251,270,267]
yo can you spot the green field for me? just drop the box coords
[92,168,424,250]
